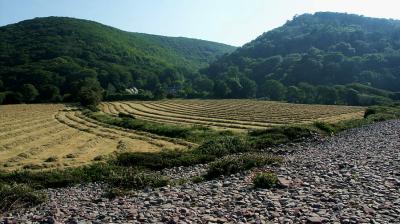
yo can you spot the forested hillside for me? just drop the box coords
[202,12,400,105]
[0,17,235,104]
[2,13,400,106]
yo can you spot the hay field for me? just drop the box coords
[0,104,187,170]
[100,100,365,131]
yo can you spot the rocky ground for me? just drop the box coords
[2,120,400,223]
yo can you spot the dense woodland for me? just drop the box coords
[202,12,400,105]
[0,17,235,105]
[1,13,400,106]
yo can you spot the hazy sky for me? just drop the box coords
[1,0,400,46]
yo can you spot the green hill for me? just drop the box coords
[202,12,400,105]
[0,17,235,104]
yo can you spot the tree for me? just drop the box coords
[213,80,231,98]
[316,86,337,104]
[21,84,39,102]
[194,76,214,93]
[286,86,304,103]
[0,92,5,104]
[298,82,316,103]
[261,80,286,101]
[3,91,23,104]
[153,84,167,100]
[239,77,257,98]
[344,88,359,105]
[78,78,103,108]
[40,85,61,102]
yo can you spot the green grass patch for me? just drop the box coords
[205,153,282,179]
[253,172,279,189]
[0,183,46,212]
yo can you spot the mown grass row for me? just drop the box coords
[1,104,400,212]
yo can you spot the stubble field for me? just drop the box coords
[100,100,365,131]
[0,104,187,171]
[0,100,364,170]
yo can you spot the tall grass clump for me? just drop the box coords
[248,126,314,150]
[205,153,282,179]
[0,183,46,212]
[252,172,279,189]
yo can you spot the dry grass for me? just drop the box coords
[0,104,185,171]
[100,100,365,131]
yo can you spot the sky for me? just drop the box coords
[1,0,400,46]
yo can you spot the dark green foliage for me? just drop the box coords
[205,154,282,179]
[191,176,205,183]
[0,163,169,191]
[0,92,5,104]
[78,78,103,107]
[0,183,46,212]
[261,80,287,100]
[203,12,400,105]
[364,108,377,118]
[314,122,335,134]
[118,113,136,119]
[114,150,210,170]
[0,17,235,105]
[44,156,58,163]
[194,136,250,157]
[248,126,314,150]
[106,168,170,190]
[21,84,39,102]
[113,135,251,170]
[253,172,279,189]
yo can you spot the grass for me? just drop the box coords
[205,153,283,179]
[0,183,46,212]
[252,172,279,189]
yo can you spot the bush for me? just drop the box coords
[44,156,58,162]
[191,175,205,183]
[107,169,170,190]
[114,150,212,170]
[194,136,250,157]
[0,183,46,212]
[1,163,114,189]
[253,172,278,189]
[205,154,282,179]
[364,108,376,118]
[118,113,136,119]
[0,92,5,104]
[248,126,313,149]
[314,122,335,134]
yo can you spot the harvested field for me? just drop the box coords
[0,104,187,171]
[100,100,365,131]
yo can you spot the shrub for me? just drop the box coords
[191,175,205,183]
[114,150,212,170]
[364,108,376,118]
[93,155,104,161]
[205,153,282,179]
[1,163,114,189]
[314,122,335,134]
[107,169,170,190]
[44,156,58,162]
[0,183,46,212]
[248,126,314,150]
[194,136,251,157]
[118,113,136,119]
[253,172,278,189]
